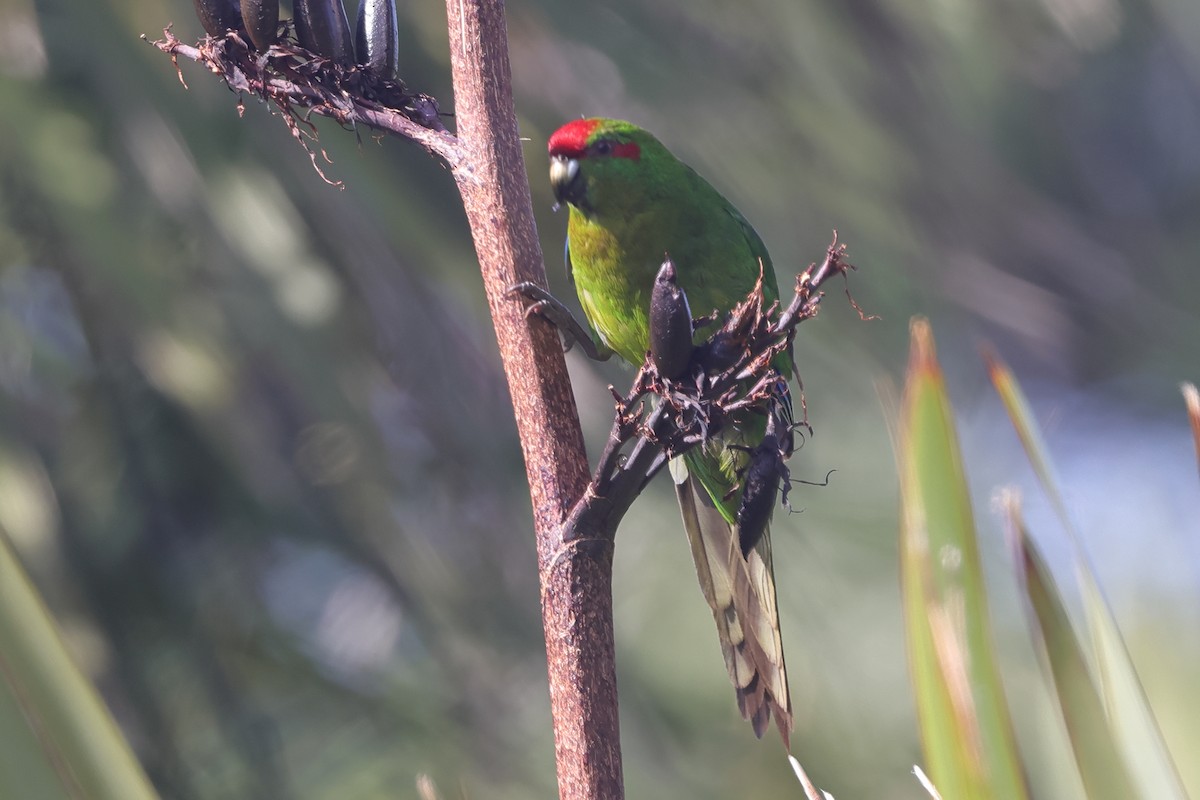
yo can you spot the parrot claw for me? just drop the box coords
[508,281,613,362]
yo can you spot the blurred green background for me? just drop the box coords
[0,0,1197,797]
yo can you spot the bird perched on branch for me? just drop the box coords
[548,117,795,745]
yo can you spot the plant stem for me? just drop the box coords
[443,2,624,798]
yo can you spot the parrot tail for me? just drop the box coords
[672,459,793,748]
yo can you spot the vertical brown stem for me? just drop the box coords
[443,2,624,798]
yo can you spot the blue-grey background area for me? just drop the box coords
[0,0,1196,797]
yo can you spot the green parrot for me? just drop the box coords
[547,117,794,745]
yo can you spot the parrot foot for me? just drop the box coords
[508,281,613,362]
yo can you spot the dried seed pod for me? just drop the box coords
[240,0,279,51]
[649,257,694,380]
[294,0,355,66]
[355,0,400,80]
[192,0,243,37]
[736,430,786,557]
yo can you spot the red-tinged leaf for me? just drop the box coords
[899,319,1028,800]
[1183,382,1200,479]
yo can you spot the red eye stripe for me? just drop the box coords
[611,142,640,160]
[548,119,601,158]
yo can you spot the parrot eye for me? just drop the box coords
[586,138,641,161]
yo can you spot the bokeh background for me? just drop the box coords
[1,0,1197,797]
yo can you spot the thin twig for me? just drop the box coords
[147,29,464,168]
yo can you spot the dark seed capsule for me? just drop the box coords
[736,432,785,557]
[649,258,694,380]
[240,0,279,50]
[355,0,400,80]
[192,0,243,37]
[294,0,355,66]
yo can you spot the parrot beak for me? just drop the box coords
[549,155,583,206]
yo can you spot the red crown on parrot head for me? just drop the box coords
[549,118,641,161]
[548,118,601,158]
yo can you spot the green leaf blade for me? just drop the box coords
[1007,496,1138,800]
[987,351,1190,800]
[0,531,161,800]
[899,319,1028,800]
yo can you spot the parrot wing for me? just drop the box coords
[726,205,774,284]
[671,456,793,747]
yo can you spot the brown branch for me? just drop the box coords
[442,3,623,800]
